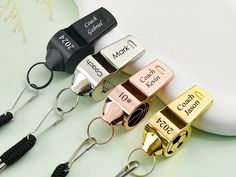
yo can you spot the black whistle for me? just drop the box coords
[45,7,117,73]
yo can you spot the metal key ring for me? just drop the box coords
[128,148,157,177]
[87,117,115,145]
[27,62,54,90]
[55,87,80,115]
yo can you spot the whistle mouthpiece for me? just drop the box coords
[102,101,124,125]
[71,71,91,95]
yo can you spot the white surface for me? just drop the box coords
[75,0,236,136]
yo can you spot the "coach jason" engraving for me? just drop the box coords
[177,94,200,116]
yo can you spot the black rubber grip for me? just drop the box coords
[0,134,37,167]
[51,163,69,177]
[0,112,13,128]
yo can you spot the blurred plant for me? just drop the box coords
[37,0,53,21]
[0,0,54,43]
[0,0,26,43]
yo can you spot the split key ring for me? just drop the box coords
[26,62,54,90]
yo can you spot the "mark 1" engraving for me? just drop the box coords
[112,45,130,59]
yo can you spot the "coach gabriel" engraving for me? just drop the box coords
[177,94,200,116]
[84,15,103,36]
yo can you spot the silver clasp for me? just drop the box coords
[29,108,63,138]
[116,161,140,177]
[67,138,96,169]
[0,160,6,173]
[7,85,38,117]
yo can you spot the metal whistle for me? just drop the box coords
[142,85,214,157]
[27,7,118,90]
[70,35,145,101]
[101,60,174,129]
[45,7,117,74]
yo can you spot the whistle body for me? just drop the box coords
[142,86,214,157]
[102,60,174,129]
[71,35,145,101]
[45,7,117,73]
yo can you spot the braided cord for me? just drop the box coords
[0,134,37,166]
[0,112,13,127]
[51,163,70,177]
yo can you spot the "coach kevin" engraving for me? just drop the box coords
[140,67,161,88]
[177,94,200,116]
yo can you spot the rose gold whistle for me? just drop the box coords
[102,60,174,130]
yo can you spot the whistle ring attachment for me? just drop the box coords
[87,117,115,145]
[27,62,54,90]
[55,88,80,115]
[116,161,140,177]
[127,148,156,177]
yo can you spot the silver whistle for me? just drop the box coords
[71,35,145,101]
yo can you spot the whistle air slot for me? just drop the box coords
[122,81,148,102]
[128,103,150,127]
[121,81,150,128]
[92,52,117,73]
[160,107,187,129]
[65,27,87,46]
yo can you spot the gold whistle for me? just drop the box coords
[143,85,214,157]
[116,86,214,177]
